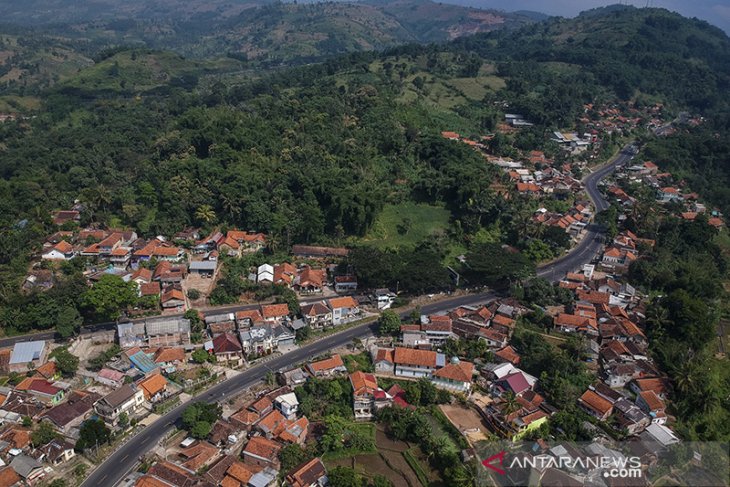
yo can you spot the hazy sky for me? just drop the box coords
[452,0,730,33]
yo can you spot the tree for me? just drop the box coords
[378,310,401,336]
[75,419,111,452]
[118,412,129,429]
[328,466,362,487]
[73,463,88,480]
[31,420,58,447]
[295,326,311,343]
[463,243,535,288]
[191,348,212,364]
[22,416,32,427]
[278,444,309,473]
[56,306,82,338]
[81,274,138,321]
[191,421,212,439]
[187,289,201,300]
[195,204,216,224]
[49,480,67,487]
[49,347,79,377]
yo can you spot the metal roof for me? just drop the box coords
[145,318,190,336]
[189,261,217,271]
[9,341,46,365]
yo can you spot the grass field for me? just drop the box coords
[363,202,450,249]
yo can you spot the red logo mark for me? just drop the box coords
[482,451,506,475]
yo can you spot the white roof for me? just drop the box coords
[644,423,680,447]
[275,392,299,407]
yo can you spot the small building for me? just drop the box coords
[307,354,347,378]
[371,348,395,373]
[243,437,281,469]
[300,302,332,329]
[333,275,357,294]
[212,332,244,366]
[94,384,145,426]
[578,389,613,421]
[274,392,299,420]
[431,358,474,393]
[189,260,217,277]
[285,458,328,487]
[8,341,46,373]
[328,296,359,326]
[41,241,75,261]
[393,347,443,378]
[137,373,168,402]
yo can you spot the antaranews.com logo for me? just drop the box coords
[476,441,728,487]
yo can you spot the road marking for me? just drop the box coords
[100,475,108,483]
[121,454,128,461]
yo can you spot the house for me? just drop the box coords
[300,302,332,329]
[291,245,349,259]
[41,390,100,434]
[179,441,220,471]
[257,264,274,284]
[189,260,217,277]
[8,341,46,373]
[206,313,237,336]
[639,423,679,452]
[161,287,186,311]
[371,348,394,373]
[554,313,598,336]
[94,384,145,426]
[212,333,243,366]
[274,263,297,287]
[307,354,346,378]
[393,347,443,378]
[41,241,75,261]
[15,377,65,405]
[226,230,267,253]
[52,210,80,226]
[243,436,281,469]
[333,275,357,293]
[613,397,650,435]
[9,455,45,484]
[295,267,326,294]
[274,392,299,420]
[146,461,197,487]
[279,367,308,387]
[137,373,168,402]
[286,458,328,487]
[493,371,534,397]
[350,371,386,420]
[636,390,667,424]
[495,345,521,365]
[658,187,682,203]
[273,323,296,348]
[628,377,671,400]
[482,390,549,441]
[578,389,613,421]
[431,358,474,393]
[374,289,396,310]
[328,297,359,325]
[139,281,161,298]
[261,304,290,324]
[153,347,186,367]
[239,325,275,357]
[236,310,265,328]
[36,438,75,466]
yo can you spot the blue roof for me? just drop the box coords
[10,341,46,364]
[129,350,157,374]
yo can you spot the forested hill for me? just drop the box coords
[0,0,534,67]
[448,5,730,121]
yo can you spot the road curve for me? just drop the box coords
[82,144,633,487]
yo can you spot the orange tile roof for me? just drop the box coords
[181,441,219,471]
[278,417,309,443]
[492,314,515,327]
[495,346,520,365]
[308,354,344,372]
[111,247,130,256]
[153,246,181,257]
[393,347,437,368]
[236,310,264,323]
[350,371,378,395]
[135,476,170,487]
[632,378,670,396]
[226,461,255,484]
[161,288,185,302]
[433,360,474,383]
[140,282,161,296]
[639,390,665,411]
[328,296,358,309]
[153,347,185,364]
[261,303,290,318]
[374,348,394,364]
[34,361,58,379]
[579,390,613,416]
[134,239,162,257]
[243,436,282,459]
[578,291,611,305]
[257,410,286,433]
[249,396,272,414]
[54,240,73,253]
[138,373,167,400]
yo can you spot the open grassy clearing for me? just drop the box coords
[362,202,450,249]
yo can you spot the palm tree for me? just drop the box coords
[195,204,216,224]
[645,303,670,339]
[503,391,520,416]
[219,194,240,222]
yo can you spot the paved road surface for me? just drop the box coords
[82,144,634,487]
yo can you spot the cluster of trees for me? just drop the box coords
[181,402,222,439]
[627,217,728,440]
[318,416,375,455]
[75,419,111,452]
[295,377,353,419]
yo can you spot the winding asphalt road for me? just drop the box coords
[82,143,635,487]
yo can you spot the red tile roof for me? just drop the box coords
[261,303,290,318]
[243,436,281,460]
[213,333,242,354]
[328,296,358,309]
[579,389,613,417]
[432,360,473,383]
[393,347,437,368]
[308,354,344,372]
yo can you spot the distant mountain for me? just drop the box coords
[0,0,535,66]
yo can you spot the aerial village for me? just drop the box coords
[0,101,723,487]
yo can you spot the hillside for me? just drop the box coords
[0,0,534,67]
[451,5,730,117]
